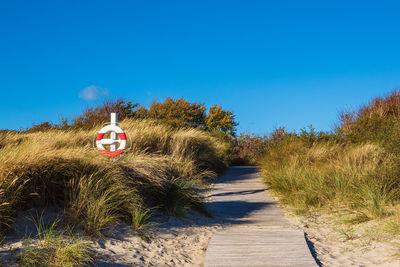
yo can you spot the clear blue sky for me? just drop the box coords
[1,1,400,134]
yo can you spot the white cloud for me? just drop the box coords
[78,85,109,100]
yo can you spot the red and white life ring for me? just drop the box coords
[95,125,127,158]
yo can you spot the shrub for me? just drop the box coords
[229,126,338,166]
[71,99,139,129]
[27,122,54,133]
[205,105,238,136]
[230,134,269,165]
[144,97,207,128]
[340,89,400,153]
[135,97,239,136]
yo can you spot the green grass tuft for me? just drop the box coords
[20,215,93,267]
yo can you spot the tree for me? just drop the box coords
[146,97,207,128]
[205,105,238,136]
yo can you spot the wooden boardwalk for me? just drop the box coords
[204,166,318,267]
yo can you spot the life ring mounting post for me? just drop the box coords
[95,113,128,158]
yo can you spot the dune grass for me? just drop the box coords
[20,216,93,267]
[260,135,400,260]
[260,91,400,254]
[261,140,399,219]
[0,119,229,241]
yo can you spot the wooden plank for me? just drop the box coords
[204,167,317,267]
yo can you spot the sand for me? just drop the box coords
[93,212,221,266]
[0,188,221,266]
[281,209,400,267]
[90,185,222,266]
[0,211,220,267]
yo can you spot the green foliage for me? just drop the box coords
[146,97,206,128]
[20,217,93,267]
[205,105,238,135]
[131,205,152,231]
[137,97,239,136]
[355,184,395,220]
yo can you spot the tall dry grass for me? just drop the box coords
[261,140,399,219]
[0,119,229,238]
[260,90,400,251]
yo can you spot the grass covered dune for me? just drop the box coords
[0,118,229,265]
[260,90,400,264]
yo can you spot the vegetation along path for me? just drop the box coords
[205,167,318,267]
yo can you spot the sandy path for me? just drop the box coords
[92,212,221,266]
[290,214,400,267]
